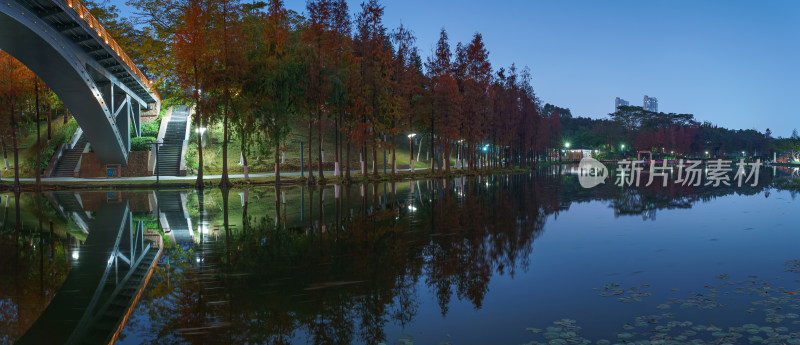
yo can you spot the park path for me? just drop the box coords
[10,168,429,183]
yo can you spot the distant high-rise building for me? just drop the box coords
[614,97,629,111]
[643,95,658,112]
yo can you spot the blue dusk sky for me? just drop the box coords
[121,0,800,137]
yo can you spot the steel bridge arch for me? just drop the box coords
[0,0,158,164]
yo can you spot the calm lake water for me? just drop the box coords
[2,166,800,345]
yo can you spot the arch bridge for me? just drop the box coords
[0,0,159,164]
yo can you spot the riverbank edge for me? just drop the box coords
[0,163,562,191]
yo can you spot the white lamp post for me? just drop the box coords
[408,133,417,172]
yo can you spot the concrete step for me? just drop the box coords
[153,115,189,177]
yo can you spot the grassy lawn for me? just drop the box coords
[1,115,78,179]
[184,121,439,175]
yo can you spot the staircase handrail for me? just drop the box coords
[44,143,66,178]
[156,107,173,143]
[72,154,82,178]
[179,106,193,176]
[68,127,83,150]
[149,107,173,174]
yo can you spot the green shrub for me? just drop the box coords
[141,121,160,137]
[131,136,157,151]
[21,145,56,175]
[184,141,198,174]
[53,118,79,145]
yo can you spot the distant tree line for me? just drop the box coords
[559,105,794,159]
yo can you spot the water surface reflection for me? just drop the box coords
[1,169,799,344]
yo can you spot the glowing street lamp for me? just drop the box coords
[457,139,465,168]
[147,139,164,185]
[565,142,571,149]
[408,133,417,172]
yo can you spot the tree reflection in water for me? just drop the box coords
[0,168,764,344]
[0,167,792,344]
[0,192,73,344]
[117,169,790,344]
[118,174,561,344]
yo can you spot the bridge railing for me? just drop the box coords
[63,0,158,101]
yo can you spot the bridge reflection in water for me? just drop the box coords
[15,195,162,345]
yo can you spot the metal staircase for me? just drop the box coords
[155,107,189,176]
[53,136,88,177]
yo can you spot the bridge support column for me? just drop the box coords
[116,97,130,154]
[132,101,141,138]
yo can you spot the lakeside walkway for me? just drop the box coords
[1,167,436,188]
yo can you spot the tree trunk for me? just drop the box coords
[1,136,8,170]
[430,119,435,171]
[35,80,41,187]
[345,138,351,181]
[438,140,444,173]
[334,115,339,176]
[409,132,414,172]
[196,122,204,187]
[391,120,397,175]
[194,71,204,190]
[372,143,378,177]
[470,143,475,171]
[47,107,52,143]
[317,110,324,180]
[219,106,231,188]
[360,142,366,175]
[444,140,450,173]
[308,119,315,182]
[11,98,20,191]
